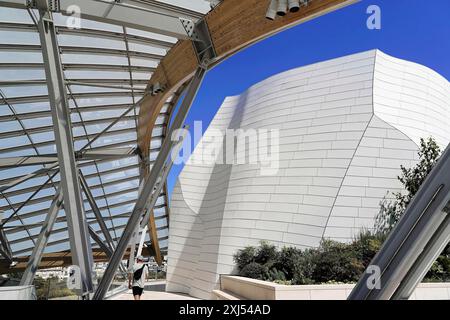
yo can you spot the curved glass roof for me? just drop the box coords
[0,1,215,260]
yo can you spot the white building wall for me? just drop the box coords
[166,50,450,299]
[373,51,450,148]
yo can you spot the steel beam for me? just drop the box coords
[141,160,180,267]
[163,183,171,228]
[349,145,450,300]
[0,164,58,193]
[93,66,206,300]
[79,103,141,151]
[0,44,164,61]
[0,129,155,155]
[4,201,139,236]
[6,205,167,240]
[0,21,174,49]
[7,206,167,241]
[0,155,57,169]
[0,118,137,139]
[0,147,137,170]
[87,225,112,257]
[20,188,63,286]
[0,228,13,263]
[0,103,148,122]
[0,184,140,214]
[1,113,159,130]
[0,0,204,39]
[1,247,155,274]
[76,147,138,161]
[64,64,154,72]
[0,247,12,264]
[37,9,93,296]
[0,90,136,105]
[79,171,115,252]
[0,171,58,229]
[11,220,130,251]
[2,166,140,200]
[55,25,174,49]
[136,225,148,258]
[67,78,149,85]
[392,212,450,299]
[66,80,146,92]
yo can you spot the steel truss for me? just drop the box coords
[0,0,204,38]
[0,0,208,296]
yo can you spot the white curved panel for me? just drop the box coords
[167,50,450,299]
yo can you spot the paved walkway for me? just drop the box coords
[110,281,198,300]
[111,290,198,300]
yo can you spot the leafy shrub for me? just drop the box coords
[292,249,316,285]
[234,241,284,281]
[254,241,278,266]
[310,240,364,284]
[275,247,302,280]
[234,246,257,270]
[234,238,376,285]
[266,268,286,282]
[233,233,447,285]
[238,262,267,280]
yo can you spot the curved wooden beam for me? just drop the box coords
[137,0,358,262]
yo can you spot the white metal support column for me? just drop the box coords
[93,66,207,300]
[36,4,94,296]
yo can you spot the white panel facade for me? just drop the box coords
[166,50,450,299]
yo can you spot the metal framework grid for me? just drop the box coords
[0,0,216,294]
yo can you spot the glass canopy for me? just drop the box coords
[0,0,214,260]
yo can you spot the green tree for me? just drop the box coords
[376,137,441,234]
[375,137,449,281]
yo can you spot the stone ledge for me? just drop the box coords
[219,275,450,300]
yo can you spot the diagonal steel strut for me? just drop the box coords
[93,66,206,299]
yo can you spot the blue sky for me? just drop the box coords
[167,0,450,195]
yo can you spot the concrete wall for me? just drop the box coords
[216,276,450,300]
[166,50,450,299]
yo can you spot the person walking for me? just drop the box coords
[128,255,147,300]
